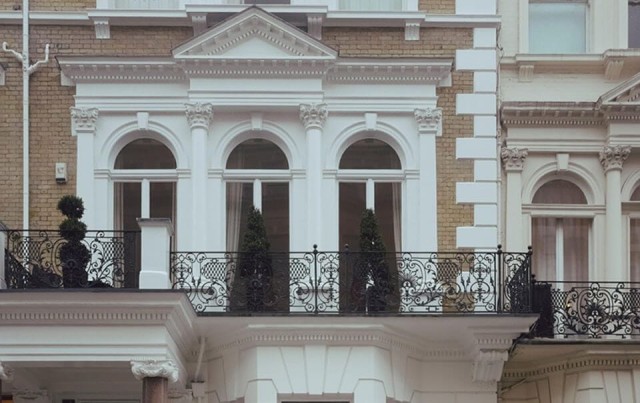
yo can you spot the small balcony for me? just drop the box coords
[95,0,416,12]
[1,227,532,316]
[530,280,640,339]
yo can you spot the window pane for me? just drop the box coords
[339,183,366,251]
[532,217,557,281]
[631,186,640,201]
[375,183,401,253]
[562,218,589,282]
[115,182,141,231]
[532,180,587,204]
[226,183,254,251]
[226,139,289,169]
[630,2,640,48]
[150,182,175,221]
[529,3,586,54]
[262,183,289,252]
[632,219,640,282]
[339,139,401,169]
[115,138,176,169]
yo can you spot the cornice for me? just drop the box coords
[504,354,640,380]
[176,59,332,78]
[328,59,452,83]
[500,102,604,127]
[58,58,187,82]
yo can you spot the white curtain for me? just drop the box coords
[392,182,401,252]
[532,217,589,283]
[226,183,244,252]
[562,218,589,283]
[532,217,557,281]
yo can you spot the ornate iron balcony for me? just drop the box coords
[2,229,141,289]
[530,281,640,339]
[170,246,532,315]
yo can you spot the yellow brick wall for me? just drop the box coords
[420,0,456,14]
[0,23,474,250]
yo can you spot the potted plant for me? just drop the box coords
[58,195,90,288]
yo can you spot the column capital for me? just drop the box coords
[414,107,442,135]
[185,103,214,130]
[501,146,528,172]
[0,362,14,382]
[70,107,99,136]
[299,103,328,130]
[131,360,179,383]
[600,145,631,172]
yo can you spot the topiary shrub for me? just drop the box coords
[230,206,273,312]
[58,195,90,288]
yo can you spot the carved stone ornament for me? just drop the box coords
[472,350,508,384]
[0,362,14,382]
[185,103,214,130]
[131,360,180,383]
[599,145,631,172]
[70,107,99,134]
[501,147,528,172]
[414,108,442,134]
[299,103,328,130]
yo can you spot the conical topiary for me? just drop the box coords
[232,206,273,312]
[58,195,90,288]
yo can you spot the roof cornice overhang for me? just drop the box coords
[501,101,640,127]
[58,56,453,85]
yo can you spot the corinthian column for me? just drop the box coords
[131,360,179,403]
[70,107,99,228]
[600,145,631,281]
[300,103,327,248]
[501,147,528,252]
[185,103,214,250]
[413,108,442,251]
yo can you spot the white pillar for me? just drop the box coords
[600,145,631,282]
[300,103,328,248]
[501,147,528,252]
[414,108,442,251]
[137,218,173,289]
[70,107,99,229]
[366,178,375,210]
[354,380,386,403]
[185,103,214,251]
[141,178,150,219]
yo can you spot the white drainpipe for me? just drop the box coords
[2,0,49,230]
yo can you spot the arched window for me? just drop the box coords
[225,138,290,252]
[338,138,402,253]
[113,138,177,232]
[531,179,589,282]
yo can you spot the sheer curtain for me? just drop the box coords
[226,183,244,252]
[532,217,557,281]
[392,182,401,252]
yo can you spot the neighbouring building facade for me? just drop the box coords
[4,0,638,402]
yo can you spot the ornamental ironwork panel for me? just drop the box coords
[531,281,640,338]
[171,246,531,315]
[2,229,140,289]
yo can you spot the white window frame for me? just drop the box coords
[522,0,591,54]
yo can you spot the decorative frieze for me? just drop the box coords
[414,108,442,134]
[299,103,328,130]
[131,360,179,383]
[0,362,14,382]
[500,147,528,172]
[185,103,214,130]
[70,107,99,135]
[599,145,631,172]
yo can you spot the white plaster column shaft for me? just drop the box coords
[415,108,441,251]
[501,147,527,252]
[137,218,173,289]
[186,103,213,250]
[600,145,631,281]
[70,107,99,229]
[300,103,327,248]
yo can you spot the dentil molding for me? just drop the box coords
[599,145,631,172]
[70,107,99,135]
[300,103,328,130]
[131,360,180,383]
[501,147,528,172]
[414,107,442,135]
[185,103,214,130]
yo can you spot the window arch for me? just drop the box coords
[115,138,176,169]
[531,178,589,283]
[225,138,290,253]
[338,137,402,254]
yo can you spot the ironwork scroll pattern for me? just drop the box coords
[3,230,140,289]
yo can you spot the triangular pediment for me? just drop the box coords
[598,72,640,105]
[173,7,337,60]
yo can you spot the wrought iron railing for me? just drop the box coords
[2,229,141,289]
[170,246,532,315]
[530,281,640,339]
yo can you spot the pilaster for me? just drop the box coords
[185,103,214,250]
[137,218,174,289]
[300,103,327,248]
[70,107,99,229]
[501,147,528,252]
